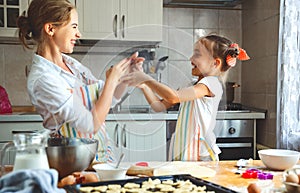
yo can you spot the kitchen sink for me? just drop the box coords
[109,108,150,114]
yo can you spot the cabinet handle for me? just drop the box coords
[121,15,125,38]
[113,14,118,38]
[114,124,119,148]
[121,124,126,148]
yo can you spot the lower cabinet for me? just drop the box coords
[105,120,166,162]
[0,122,44,165]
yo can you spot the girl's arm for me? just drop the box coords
[122,71,213,104]
[139,84,173,112]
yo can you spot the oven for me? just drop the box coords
[214,119,254,160]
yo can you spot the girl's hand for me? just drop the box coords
[121,70,153,87]
[129,52,145,73]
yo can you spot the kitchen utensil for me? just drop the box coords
[0,132,49,176]
[222,82,240,103]
[258,149,300,170]
[115,153,125,168]
[154,56,168,73]
[46,137,98,179]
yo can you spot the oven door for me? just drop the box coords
[214,120,254,160]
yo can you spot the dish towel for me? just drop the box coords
[0,169,65,193]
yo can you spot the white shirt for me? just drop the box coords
[27,53,117,133]
[195,76,223,156]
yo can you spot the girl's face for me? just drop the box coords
[190,41,217,77]
[52,9,81,54]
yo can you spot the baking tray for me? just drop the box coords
[63,174,239,193]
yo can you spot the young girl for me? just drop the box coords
[123,35,250,161]
[16,0,144,162]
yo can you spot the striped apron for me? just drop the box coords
[169,100,217,161]
[58,82,115,163]
[170,100,201,161]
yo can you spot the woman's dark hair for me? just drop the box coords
[16,0,75,49]
[199,34,240,72]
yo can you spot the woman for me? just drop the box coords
[123,34,250,161]
[17,0,144,162]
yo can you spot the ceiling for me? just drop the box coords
[163,0,243,9]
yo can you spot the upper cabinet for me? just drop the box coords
[76,0,163,41]
[0,0,29,37]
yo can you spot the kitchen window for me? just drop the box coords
[277,0,300,151]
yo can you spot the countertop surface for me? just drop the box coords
[0,160,288,193]
[0,111,265,122]
[194,160,287,192]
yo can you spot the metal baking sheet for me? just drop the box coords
[63,174,239,193]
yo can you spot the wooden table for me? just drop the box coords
[196,160,286,192]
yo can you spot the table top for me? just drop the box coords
[196,160,288,192]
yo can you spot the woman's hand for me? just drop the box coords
[105,58,131,84]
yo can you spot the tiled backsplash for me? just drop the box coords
[0,7,242,107]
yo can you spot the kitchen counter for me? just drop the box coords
[0,110,265,122]
[195,160,286,192]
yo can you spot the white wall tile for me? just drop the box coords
[194,9,219,29]
[167,60,193,90]
[167,8,194,28]
[168,28,193,60]
[4,45,33,105]
[219,9,241,29]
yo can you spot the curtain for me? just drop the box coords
[277,0,300,150]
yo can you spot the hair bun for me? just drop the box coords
[17,14,32,40]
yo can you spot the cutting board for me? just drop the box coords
[126,161,216,178]
[154,161,217,178]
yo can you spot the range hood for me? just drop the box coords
[163,0,243,9]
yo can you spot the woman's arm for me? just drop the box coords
[92,58,131,132]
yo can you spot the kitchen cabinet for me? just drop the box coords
[0,0,29,37]
[76,0,163,41]
[105,120,166,162]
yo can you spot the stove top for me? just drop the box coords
[218,103,251,112]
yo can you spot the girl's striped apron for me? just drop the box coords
[170,100,201,161]
[169,100,216,161]
[58,82,115,163]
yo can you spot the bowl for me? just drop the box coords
[93,163,129,181]
[46,138,98,178]
[283,167,300,193]
[258,149,300,170]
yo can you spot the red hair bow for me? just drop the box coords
[226,43,250,67]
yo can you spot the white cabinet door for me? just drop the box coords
[0,122,44,141]
[75,0,162,41]
[106,120,166,162]
[0,0,29,37]
[76,0,119,40]
[121,0,163,41]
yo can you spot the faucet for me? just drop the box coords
[111,88,134,113]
